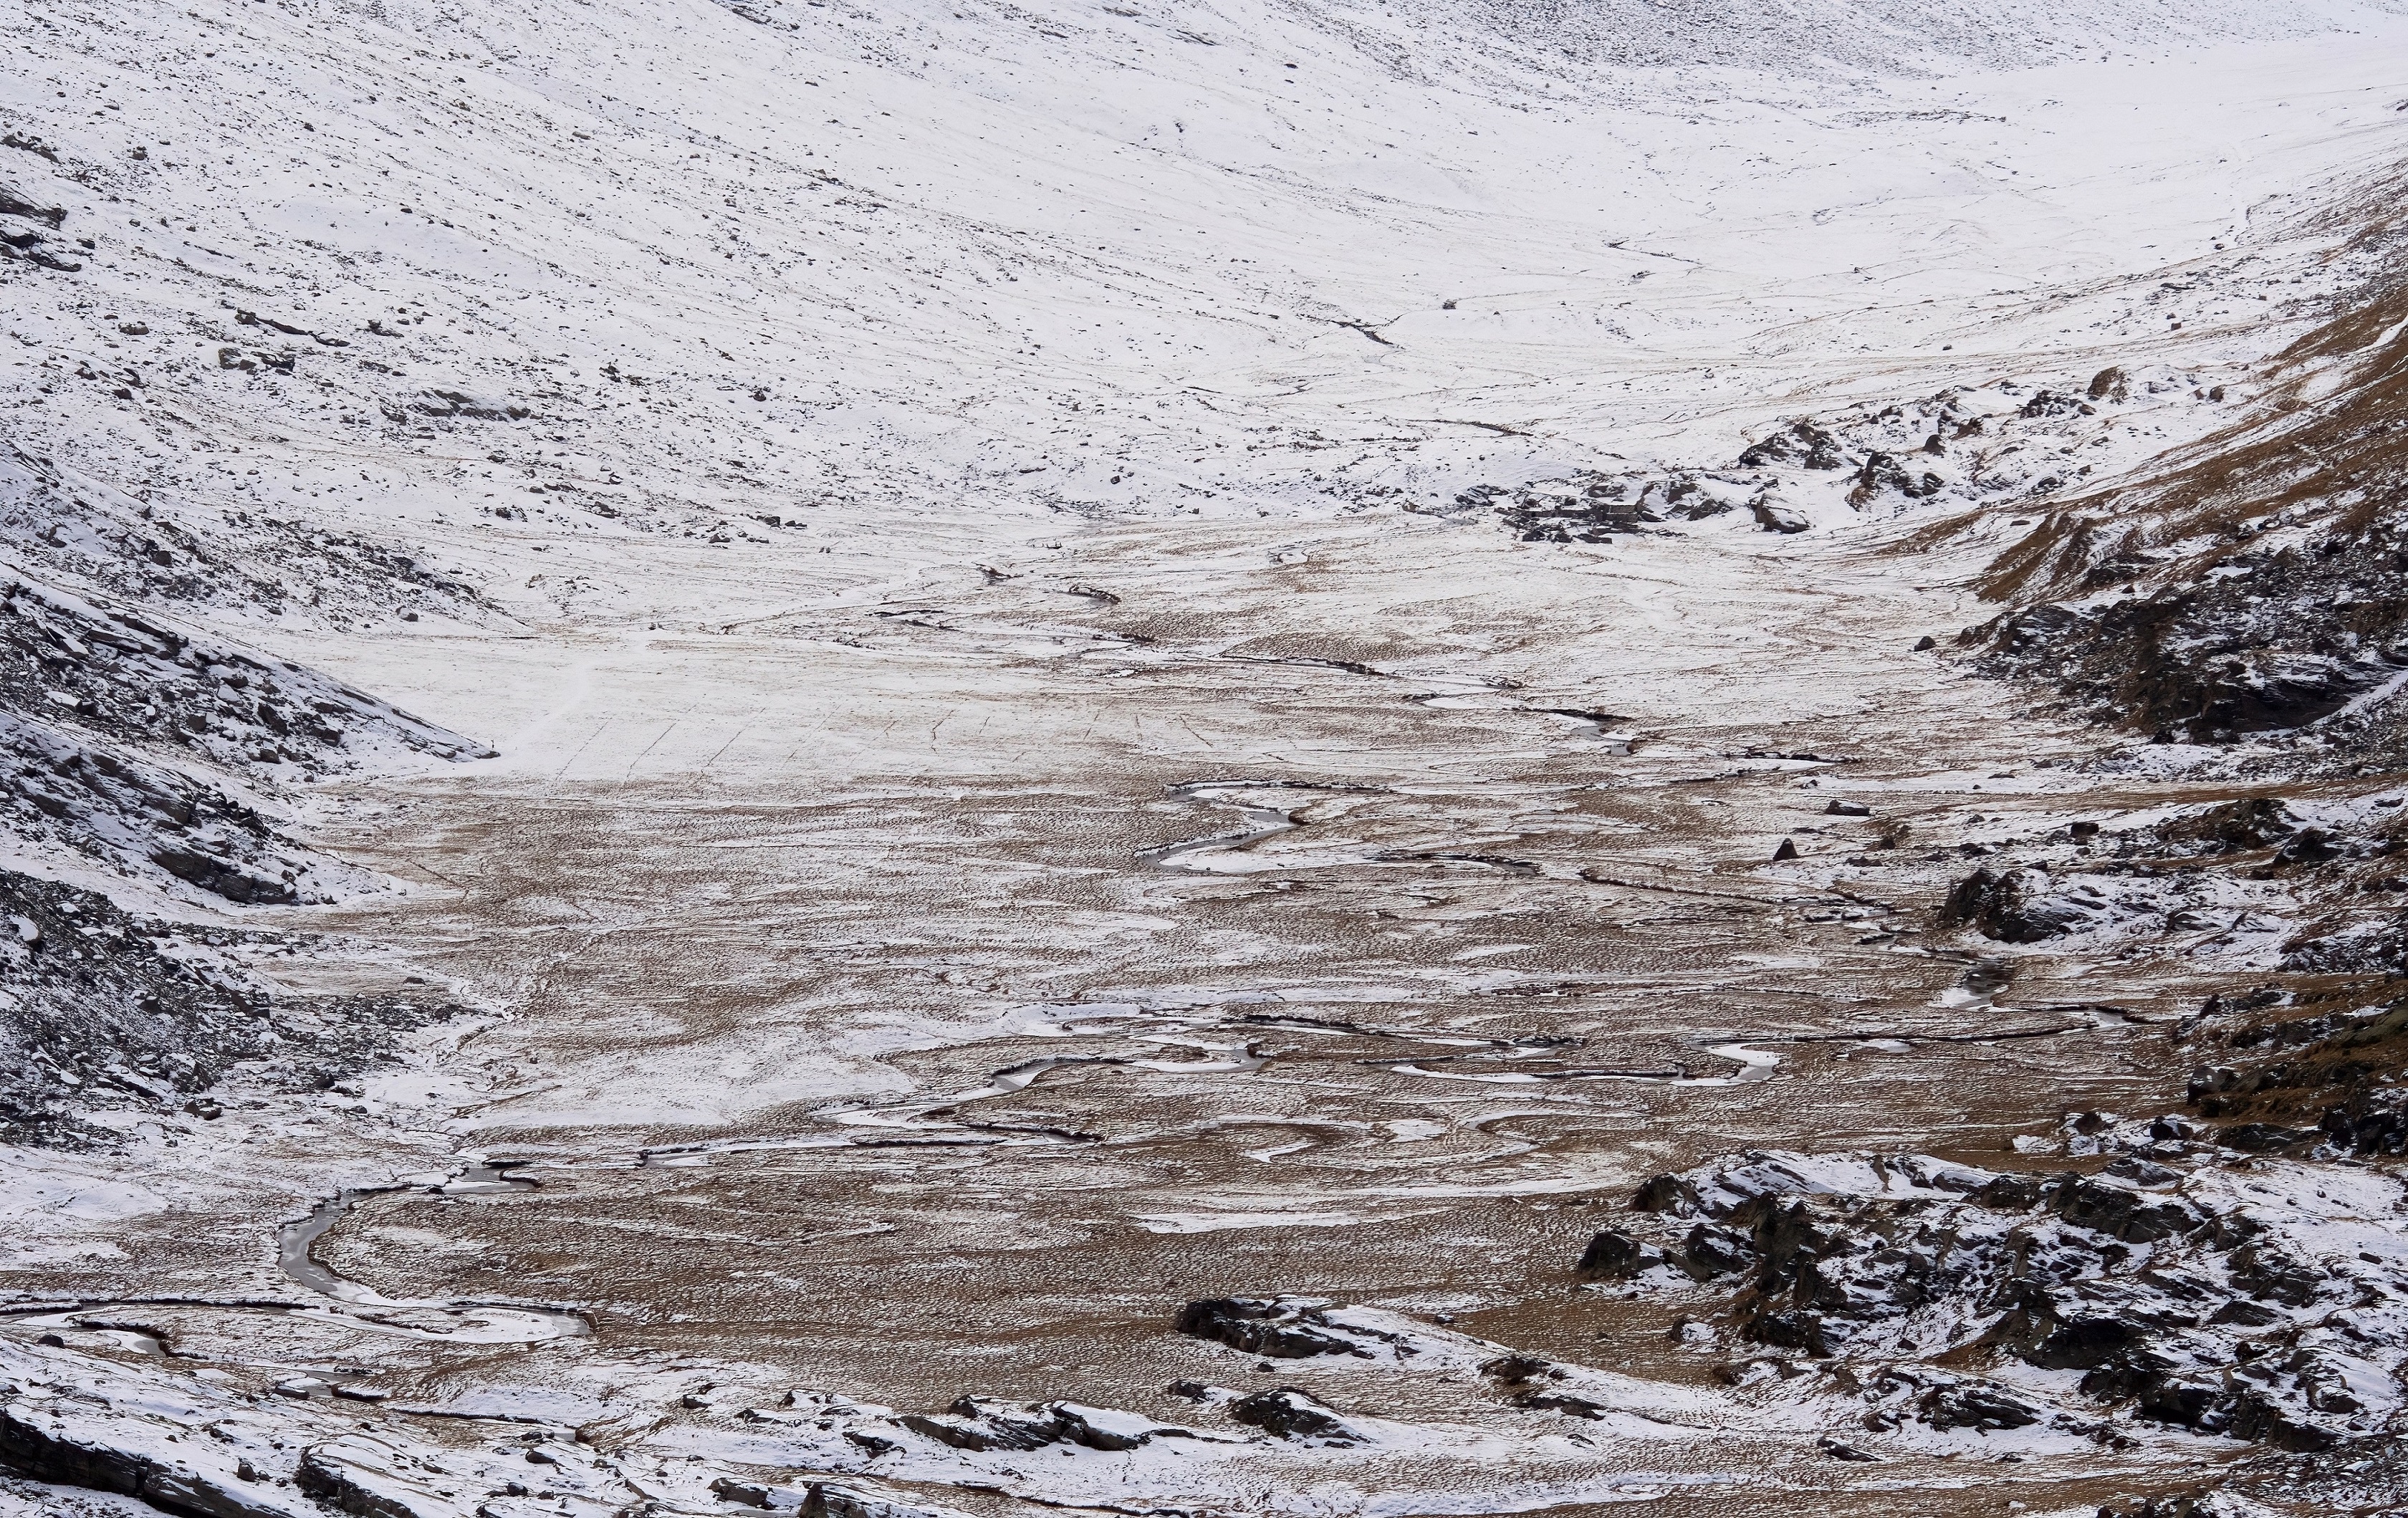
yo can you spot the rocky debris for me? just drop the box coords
[0,1393,321,1518]
[2088,366,2132,404]
[1175,1295,1454,1363]
[295,1436,481,1518]
[799,1486,975,1518]
[1958,279,2408,751]
[1869,1368,2046,1433]
[1846,451,1942,508]
[1472,1353,1690,1425]
[2018,388,2098,421]
[1961,563,2407,745]
[2174,984,2408,1156]
[1,1345,324,1518]
[2159,798,2304,856]
[0,181,77,273]
[1576,1227,1679,1279]
[1623,1150,1993,1218]
[1176,1296,1378,1358]
[760,1388,1247,1471]
[0,183,66,229]
[0,706,335,905]
[1750,496,1809,534]
[2220,1420,2408,1514]
[0,866,461,1145]
[1739,419,1846,471]
[407,388,532,423]
[1174,1295,1705,1433]
[0,575,486,782]
[1915,789,2408,971]
[2096,1499,2235,1518]
[1224,1388,1363,1444]
[2279,908,2408,974]
[1449,368,2186,549]
[1578,1150,2408,1453]
[1740,377,2141,509]
[229,311,348,351]
[707,1476,792,1507]
[1452,470,1779,542]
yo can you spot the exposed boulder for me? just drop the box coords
[0,180,67,228]
[897,1397,1204,1454]
[411,387,532,421]
[1846,451,1942,507]
[1225,1388,1363,1444]
[296,1436,479,1518]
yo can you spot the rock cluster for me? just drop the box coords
[1176,1296,1406,1359]
[1455,470,1770,542]
[1578,1150,2408,1454]
[1958,287,2408,752]
[0,441,491,630]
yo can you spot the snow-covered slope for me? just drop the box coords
[8,0,2408,630]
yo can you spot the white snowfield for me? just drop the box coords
[7,1,2408,1514]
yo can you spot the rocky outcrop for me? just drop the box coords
[1459,469,1768,542]
[800,1486,976,1518]
[0,572,490,905]
[0,1400,318,1518]
[1956,274,2408,752]
[1738,419,1845,471]
[295,1437,481,1518]
[1176,1297,1381,1358]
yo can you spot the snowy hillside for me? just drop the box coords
[7,0,2408,612]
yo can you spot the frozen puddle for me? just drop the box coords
[1384,1042,1780,1086]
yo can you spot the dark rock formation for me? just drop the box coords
[1580,1150,2406,1451]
